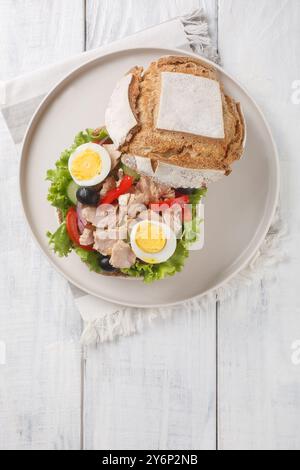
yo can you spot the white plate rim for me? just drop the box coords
[19,46,280,308]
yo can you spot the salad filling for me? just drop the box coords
[46,128,206,283]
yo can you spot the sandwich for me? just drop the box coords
[46,55,245,282]
[105,56,245,188]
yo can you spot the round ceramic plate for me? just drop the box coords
[20,47,279,308]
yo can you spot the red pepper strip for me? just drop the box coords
[100,175,134,205]
[66,206,94,251]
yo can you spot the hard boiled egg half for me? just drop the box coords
[130,220,177,264]
[68,143,111,187]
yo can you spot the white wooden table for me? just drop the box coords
[0,0,300,451]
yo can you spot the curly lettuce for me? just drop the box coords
[47,222,73,257]
[46,223,104,274]
[121,240,189,283]
[183,187,206,246]
[74,247,103,273]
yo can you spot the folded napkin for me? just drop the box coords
[1,10,285,344]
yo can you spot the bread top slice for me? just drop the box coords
[157,71,225,139]
[118,56,245,175]
[105,56,246,188]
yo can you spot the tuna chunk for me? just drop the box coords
[93,230,117,256]
[118,193,131,225]
[81,206,97,225]
[95,204,117,229]
[100,176,116,197]
[106,225,128,241]
[135,176,175,204]
[138,209,161,223]
[162,206,183,237]
[103,144,121,169]
[79,227,94,246]
[110,240,136,269]
[127,194,147,218]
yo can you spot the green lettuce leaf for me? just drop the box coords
[46,128,109,218]
[121,240,189,283]
[121,163,141,181]
[86,127,109,142]
[74,247,103,274]
[47,223,73,257]
[47,222,103,271]
[183,187,206,245]
[188,187,207,205]
[183,217,201,245]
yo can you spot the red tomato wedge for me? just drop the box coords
[66,206,94,251]
[150,195,190,210]
[150,195,192,222]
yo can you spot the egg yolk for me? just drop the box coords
[136,223,166,254]
[71,149,102,181]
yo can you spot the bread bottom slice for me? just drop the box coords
[122,154,224,188]
[100,271,129,278]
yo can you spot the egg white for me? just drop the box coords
[68,143,111,187]
[130,220,177,264]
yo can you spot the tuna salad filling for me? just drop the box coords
[46,128,206,283]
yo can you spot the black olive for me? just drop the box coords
[177,187,197,195]
[76,187,100,206]
[99,256,118,272]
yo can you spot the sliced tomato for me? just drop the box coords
[183,206,192,222]
[168,195,190,207]
[173,196,192,221]
[66,206,94,251]
[150,195,192,223]
[150,195,190,210]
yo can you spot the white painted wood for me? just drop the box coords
[218,0,300,450]
[0,0,85,450]
[86,0,218,50]
[84,0,218,450]
[1,0,298,451]
[84,300,217,450]
[0,0,85,80]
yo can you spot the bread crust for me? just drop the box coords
[120,56,245,173]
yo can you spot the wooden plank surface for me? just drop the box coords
[1,0,298,451]
[84,300,217,450]
[0,0,85,79]
[84,0,218,451]
[0,0,84,450]
[86,0,218,50]
[218,0,300,450]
